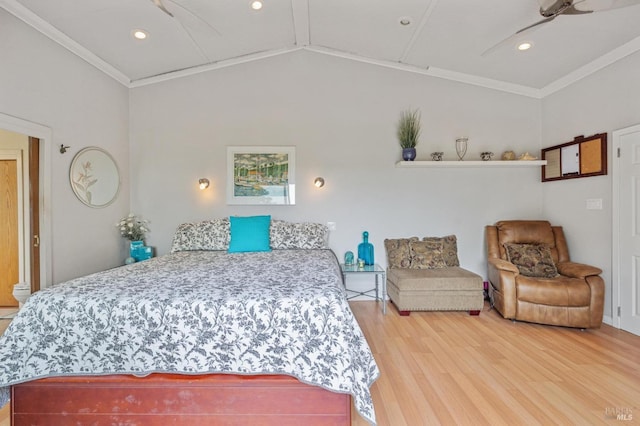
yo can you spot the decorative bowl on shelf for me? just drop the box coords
[480,152,494,161]
[501,150,516,160]
[518,152,538,160]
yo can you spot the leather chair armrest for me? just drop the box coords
[488,258,519,274]
[556,262,602,279]
[487,258,519,319]
[586,275,605,328]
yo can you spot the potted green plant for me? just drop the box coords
[396,109,421,161]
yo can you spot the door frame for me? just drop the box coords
[29,137,40,293]
[0,113,52,289]
[612,123,640,330]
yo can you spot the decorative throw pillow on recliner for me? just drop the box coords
[503,243,558,278]
[409,240,447,269]
[384,237,418,268]
[423,235,460,267]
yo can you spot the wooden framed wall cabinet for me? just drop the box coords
[541,133,607,182]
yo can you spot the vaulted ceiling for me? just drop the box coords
[3,0,640,97]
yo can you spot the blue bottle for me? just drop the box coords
[358,231,374,266]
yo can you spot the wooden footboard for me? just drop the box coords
[11,373,351,425]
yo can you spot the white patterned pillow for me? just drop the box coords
[172,219,328,252]
[171,218,230,252]
[270,220,329,249]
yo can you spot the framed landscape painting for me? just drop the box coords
[226,146,295,205]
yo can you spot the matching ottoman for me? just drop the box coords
[386,266,484,316]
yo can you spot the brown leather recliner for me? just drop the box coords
[486,220,604,329]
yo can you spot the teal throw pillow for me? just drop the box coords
[228,215,272,253]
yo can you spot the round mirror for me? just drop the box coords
[69,147,120,208]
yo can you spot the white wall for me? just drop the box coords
[130,49,544,283]
[0,10,130,284]
[541,50,640,321]
[7,3,628,311]
[9,0,629,309]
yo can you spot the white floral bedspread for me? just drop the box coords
[0,250,379,424]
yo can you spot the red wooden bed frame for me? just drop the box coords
[11,373,351,425]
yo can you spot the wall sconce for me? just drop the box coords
[198,178,210,190]
[314,177,325,188]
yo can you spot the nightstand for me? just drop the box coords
[340,263,386,314]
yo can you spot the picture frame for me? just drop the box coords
[69,147,120,208]
[226,146,295,205]
[541,133,607,182]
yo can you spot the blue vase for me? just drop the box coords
[344,251,355,265]
[130,240,144,261]
[402,148,416,161]
[358,231,374,266]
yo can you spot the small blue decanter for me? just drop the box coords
[358,231,374,266]
[344,251,355,265]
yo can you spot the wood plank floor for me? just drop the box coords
[349,301,640,425]
[1,302,639,425]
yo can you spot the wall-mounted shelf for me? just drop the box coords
[395,160,547,168]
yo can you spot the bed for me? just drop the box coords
[0,217,379,425]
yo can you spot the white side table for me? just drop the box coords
[340,263,386,314]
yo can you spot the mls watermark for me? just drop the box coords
[605,407,633,421]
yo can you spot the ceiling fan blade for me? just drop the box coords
[484,0,640,57]
[573,0,640,12]
[559,6,594,14]
[537,0,593,16]
[151,0,174,17]
[538,0,575,17]
[558,0,595,14]
[516,16,556,34]
[154,0,222,62]
[538,0,566,15]
[165,0,221,36]
[481,16,552,57]
[481,0,562,55]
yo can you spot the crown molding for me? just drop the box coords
[424,65,541,98]
[304,46,541,99]
[129,47,302,88]
[1,0,130,86]
[539,35,640,97]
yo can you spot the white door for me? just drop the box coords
[615,124,640,336]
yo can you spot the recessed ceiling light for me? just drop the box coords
[132,29,148,40]
[517,42,532,51]
[251,1,263,10]
[398,17,412,26]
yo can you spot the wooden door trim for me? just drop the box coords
[29,137,40,293]
[0,113,53,289]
